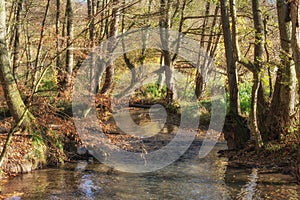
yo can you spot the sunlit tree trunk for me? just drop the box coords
[101,0,120,94]
[12,0,23,78]
[290,0,300,183]
[66,0,74,87]
[33,0,50,88]
[229,0,240,60]
[56,0,65,92]
[220,0,249,150]
[160,0,174,103]
[291,0,300,104]
[0,0,34,126]
[195,1,210,99]
[250,0,264,149]
[268,0,295,140]
[220,0,240,116]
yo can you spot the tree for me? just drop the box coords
[195,1,210,99]
[249,0,265,149]
[0,0,34,126]
[66,0,74,86]
[220,0,240,116]
[159,0,175,103]
[267,0,296,140]
[12,0,24,78]
[220,0,250,150]
[290,0,300,183]
[101,0,120,94]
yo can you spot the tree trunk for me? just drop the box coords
[12,0,23,78]
[56,0,65,92]
[268,0,295,140]
[249,0,265,149]
[66,0,74,87]
[220,0,240,116]
[160,0,174,103]
[0,0,34,127]
[291,0,300,100]
[229,0,240,60]
[33,0,50,88]
[101,0,120,94]
[234,0,268,142]
[195,1,210,99]
[290,0,300,183]
[220,0,249,150]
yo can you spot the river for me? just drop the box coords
[0,141,299,199]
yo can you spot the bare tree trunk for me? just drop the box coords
[66,0,74,87]
[250,0,264,149]
[12,0,23,78]
[33,0,50,88]
[234,0,268,142]
[101,0,120,94]
[87,0,99,93]
[220,0,249,150]
[268,0,295,140]
[0,0,34,127]
[291,0,300,101]
[160,0,174,103]
[229,0,240,60]
[56,0,65,92]
[220,0,240,116]
[195,1,210,99]
[290,0,300,183]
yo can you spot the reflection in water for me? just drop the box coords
[0,143,299,199]
[237,168,259,200]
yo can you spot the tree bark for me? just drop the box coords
[56,0,65,92]
[101,0,120,94]
[229,0,240,60]
[291,0,300,99]
[250,0,265,149]
[195,1,210,99]
[12,0,23,78]
[220,0,249,150]
[268,0,295,140]
[220,0,240,116]
[290,0,300,183]
[33,0,50,88]
[160,0,174,103]
[66,0,74,87]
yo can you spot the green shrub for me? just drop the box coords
[138,83,166,99]
[239,82,252,116]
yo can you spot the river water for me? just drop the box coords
[0,142,299,200]
[1,107,299,199]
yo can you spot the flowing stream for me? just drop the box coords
[1,142,299,200]
[0,108,299,199]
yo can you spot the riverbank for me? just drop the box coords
[221,139,299,183]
